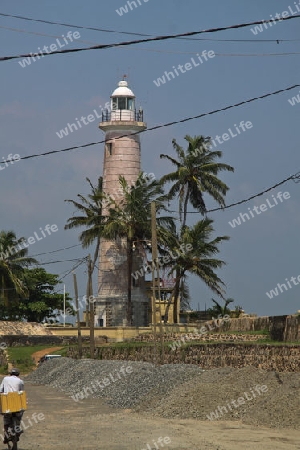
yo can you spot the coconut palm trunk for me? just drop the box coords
[127,237,133,326]
[164,268,181,324]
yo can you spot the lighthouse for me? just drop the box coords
[96,79,149,327]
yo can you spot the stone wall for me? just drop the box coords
[221,316,270,332]
[67,343,300,372]
[129,332,268,343]
[284,315,300,342]
[0,335,108,347]
[209,315,299,342]
[0,321,54,336]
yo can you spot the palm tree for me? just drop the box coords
[102,173,173,325]
[162,218,229,323]
[0,230,37,314]
[160,135,233,320]
[160,135,234,227]
[208,297,234,317]
[64,177,104,325]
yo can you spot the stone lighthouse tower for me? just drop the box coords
[96,79,149,327]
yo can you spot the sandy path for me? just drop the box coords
[31,347,63,365]
[15,381,300,450]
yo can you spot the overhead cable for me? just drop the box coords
[1,14,300,62]
[1,83,298,165]
[1,13,299,43]
[37,257,86,265]
[0,12,151,37]
[2,26,299,56]
[30,243,82,258]
[182,171,300,214]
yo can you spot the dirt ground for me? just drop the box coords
[6,381,299,450]
[30,347,63,365]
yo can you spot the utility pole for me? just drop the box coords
[88,254,95,359]
[151,202,157,365]
[73,273,82,359]
[156,260,164,365]
[151,202,165,365]
[63,284,66,328]
[85,261,90,327]
[152,203,164,365]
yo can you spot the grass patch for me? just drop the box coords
[177,340,300,347]
[109,341,152,349]
[52,347,69,357]
[1,345,64,375]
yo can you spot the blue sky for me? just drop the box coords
[1,0,300,320]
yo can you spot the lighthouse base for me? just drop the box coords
[94,298,149,327]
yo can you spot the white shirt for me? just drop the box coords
[0,375,24,393]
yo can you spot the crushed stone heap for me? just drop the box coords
[26,358,300,430]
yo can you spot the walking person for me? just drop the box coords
[0,368,24,444]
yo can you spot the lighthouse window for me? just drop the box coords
[113,97,135,110]
[127,98,134,110]
[117,97,126,110]
[106,142,112,156]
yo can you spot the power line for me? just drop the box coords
[133,48,300,56]
[181,37,300,43]
[1,83,298,165]
[2,26,299,57]
[111,43,300,57]
[1,14,300,62]
[58,257,87,281]
[167,172,300,217]
[0,25,101,46]
[29,243,82,258]
[215,52,300,57]
[0,12,151,37]
[1,15,299,43]
[51,257,88,299]
[37,257,86,265]
[179,171,300,214]
[0,258,87,295]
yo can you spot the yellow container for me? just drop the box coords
[0,392,27,413]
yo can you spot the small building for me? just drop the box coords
[145,279,175,324]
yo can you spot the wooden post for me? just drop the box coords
[151,202,157,365]
[88,254,95,359]
[73,273,82,359]
[156,260,164,365]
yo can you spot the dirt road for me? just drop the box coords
[31,347,63,365]
[10,381,300,450]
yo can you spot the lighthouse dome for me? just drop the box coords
[111,80,135,98]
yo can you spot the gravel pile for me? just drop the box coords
[26,358,300,429]
[25,358,204,409]
[140,365,300,429]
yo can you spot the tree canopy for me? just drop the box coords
[19,268,74,323]
[0,230,73,322]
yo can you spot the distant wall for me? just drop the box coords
[0,335,107,347]
[284,315,300,342]
[220,316,270,332]
[0,321,54,336]
[67,343,300,372]
[0,314,297,344]
[212,315,299,342]
[38,315,300,342]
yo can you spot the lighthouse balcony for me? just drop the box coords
[102,109,144,122]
